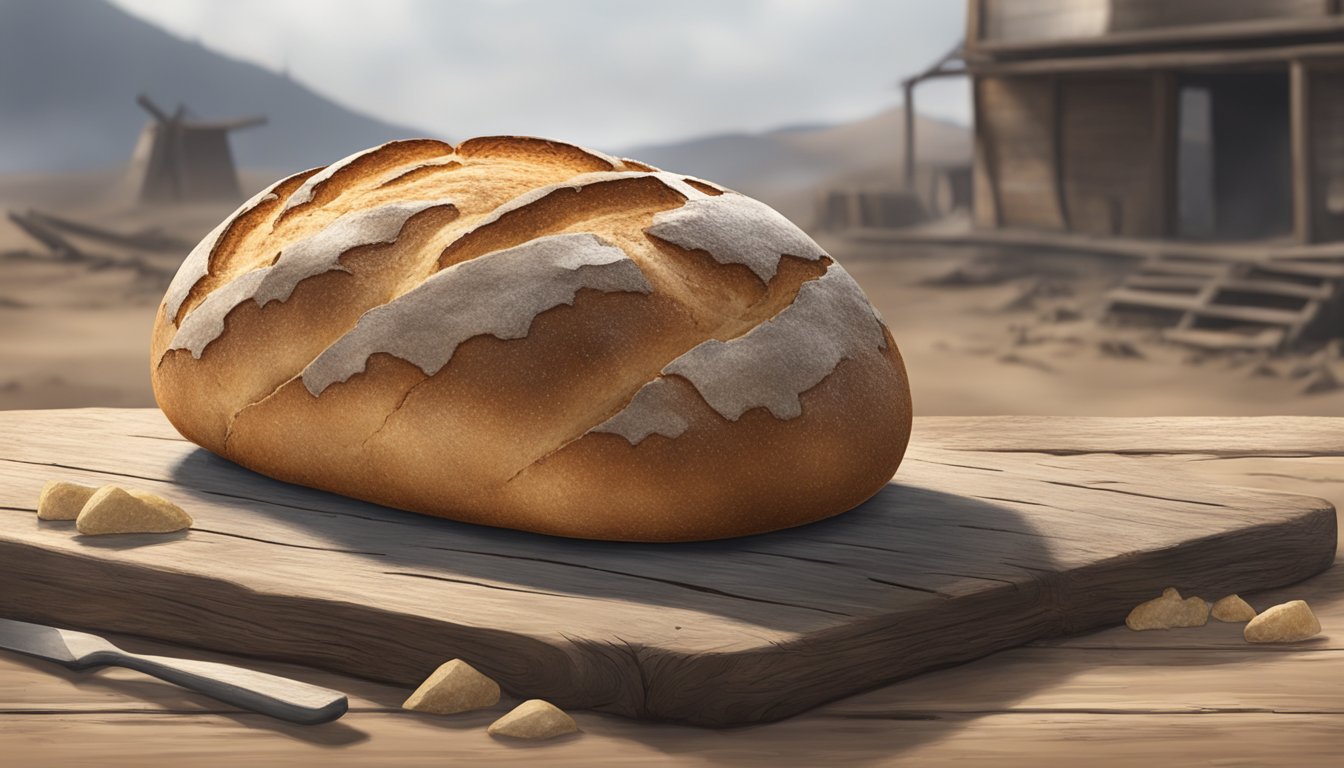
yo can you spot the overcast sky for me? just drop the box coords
[108,0,969,149]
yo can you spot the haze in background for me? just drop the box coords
[108,0,970,151]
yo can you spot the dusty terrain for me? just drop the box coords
[1,170,1342,416]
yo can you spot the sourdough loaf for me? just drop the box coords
[151,136,912,541]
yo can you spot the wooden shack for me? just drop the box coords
[952,1,1344,245]
[899,1,1344,348]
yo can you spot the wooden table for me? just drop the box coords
[3,415,1342,767]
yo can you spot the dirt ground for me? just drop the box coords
[2,170,1342,416]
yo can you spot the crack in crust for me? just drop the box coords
[163,167,320,324]
[168,198,458,358]
[279,139,454,218]
[434,172,692,270]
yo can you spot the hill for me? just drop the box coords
[623,106,970,225]
[0,0,433,174]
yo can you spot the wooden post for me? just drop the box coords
[967,0,984,47]
[1151,71,1178,239]
[1050,75,1070,232]
[903,80,917,191]
[972,77,1004,228]
[1291,59,1314,244]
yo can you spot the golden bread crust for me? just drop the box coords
[152,136,912,541]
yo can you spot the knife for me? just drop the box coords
[0,616,348,724]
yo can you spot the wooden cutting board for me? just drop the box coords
[0,409,1334,726]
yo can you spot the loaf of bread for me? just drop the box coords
[151,136,912,541]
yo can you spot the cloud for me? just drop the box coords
[108,0,968,149]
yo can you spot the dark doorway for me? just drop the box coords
[1176,70,1292,241]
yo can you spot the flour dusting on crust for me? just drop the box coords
[301,233,652,396]
[168,199,455,358]
[591,378,692,443]
[162,169,315,323]
[592,264,888,444]
[645,194,827,283]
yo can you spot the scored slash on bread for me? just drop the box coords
[151,136,912,541]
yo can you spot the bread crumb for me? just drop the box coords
[1211,594,1256,623]
[1125,587,1210,630]
[488,699,578,740]
[1244,600,1321,643]
[75,486,192,535]
[37,480,97,520]
[402,659,500,715]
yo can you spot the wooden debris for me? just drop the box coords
[1300,366,1342,395]
[1098,339,1144,359]
[5,209,179,280]
[23,209,190,253]
[1106,252,1343,351]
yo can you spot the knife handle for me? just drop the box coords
[96,650,349,724]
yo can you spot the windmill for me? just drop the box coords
[127,94,266,204]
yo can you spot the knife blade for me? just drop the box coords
[0,617,348,724]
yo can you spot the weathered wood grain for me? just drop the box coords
[7,637,1341,717]
[915,415,1344,456]
[4,711,1342,768]
[0,409,1335,727]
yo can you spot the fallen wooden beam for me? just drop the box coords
[5,210,85,261]
[24,209,189,253]
[1161,327,1286,351]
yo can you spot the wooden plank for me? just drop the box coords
[1191,302,1315,326]
[972,38,1344,78]
[1139,259,1236,277]
[1306,63,1344,241]
[844,223,1344,264]
[913,415,1344,456]
[9,638,1340,719]
[1059,74,1158,237]
[1161,327,1286,351]
[973,16,1344,58]
[1253,259,1344,278]
[22,210,188,253]
[1049,75,1070,231]
[2,712,1341,767]
[78,410,1344,461]
[979,77,1065,231]
[1294,59,1315,244]
[1123,274,1206,292]
[1105,287,1209,312]
[821,648,1344,716]
[1153,70,1177,239]
[967,0,985,46]
[8,639,1342,717]
[972,77,1003,229]
[1219,277,1333,300]
[0,410,1335,726]
[1106,287,1313,326]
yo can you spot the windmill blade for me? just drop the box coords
[135,94,172,124]
[191,115,267,132]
